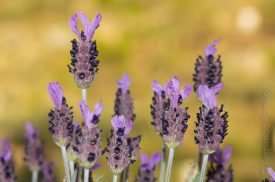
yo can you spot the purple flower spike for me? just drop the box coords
[204,39,220,57]
[42,161,56,182]
[0,139,15,182]
[136,152,161,182]
[117,73,131,95]
[48,82,63,109]
[197,83,223,109]
[267,167,275,181]
[69,12,102,42]
[79,100,103,128]
[209,145,232,166]
[111,115,133,136]
[151,80,163,95]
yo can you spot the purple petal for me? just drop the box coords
[124,119,133,135]
[111,115,125,132]
[77,11,90,38]
[140,154,149,164]
[72,121,80,127]
[87,13,102,42]
[25,122,39,139]
[211,83,224,94]
[117,73,131,95]
[223,145,232,165]
[268,167,275,181]
[79,100,93,127]
[197,85,216,109]
[151,80,163,95]
[93,100,104,116]
[180,84,192,100]
[48,82,63,109]
[149,152,161,169]
[1,139,11,161]
[165,76,180,95]
[204,39,220,57]
[69,13,81,39]
[91,162,101,171]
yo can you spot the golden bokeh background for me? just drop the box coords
[0,0,275,181]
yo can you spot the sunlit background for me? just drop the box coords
[0,0,275,181]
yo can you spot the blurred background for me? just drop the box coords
[0,0,275,181]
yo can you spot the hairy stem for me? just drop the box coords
[61,146,71,182]
[32,170,38,182]
[199,154,209,182]
[82,89,87,102]
[113,174,118,182]
[84,168,90,182]
[165,148,174,182]
[159,142,166,182]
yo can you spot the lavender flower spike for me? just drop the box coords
[48,82,73,147]
[41,161,56,182]
[267,167,275,181]
[68,12,102,89]
[135,152,161,182]
[0,139,15,182]
[24,122,44,171]
[114,73,136,121]
[193,39,222,92]
[77,101,103,169]
[195,83,228,154]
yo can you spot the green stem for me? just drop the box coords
[32,170,38,182]
[82,89,87,102]
[69,160,75,181]
[113,174,118,182]
[199,154,209,182]
[61,146,71,182]
[84,168,89,182]
[159,142,166,182]
[165,148,174,182]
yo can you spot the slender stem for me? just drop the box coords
[69,160,75,181]
[113,174,118,182]
[165,148,174,182]
[119,171,124,182]
[61,146,71,182]
[199,154,209,182]
[82,89,87,102]
[77,167,83,182]
[32,170,38,182]
[159,142,166,182]
[125,165,129,182]
[84,168,90,182]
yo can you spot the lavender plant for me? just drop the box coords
[151,76,192,182]
[0,140,15,182]
[263,167,275,182]
[134,152,161,182]
[24,122,45,182]
[68,12,102,101]
[41,161,56,182]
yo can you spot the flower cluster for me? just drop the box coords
[0,140,15,182]
[193,39,222,93]
[135,152,161,182]
[68,12,102,89]
[194,83,228,154]
[151,76,192,148]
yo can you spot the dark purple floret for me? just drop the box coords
[114,73,136,121]
[67,122,81,161]
[150,77,192,148]
[193,39,222,93]
[24,122,44,171]
[68,12,102,89]
[0,140,15,182]
[48,82,73,147]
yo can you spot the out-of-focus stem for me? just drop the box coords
[61,146,71,182]
[165,148,174,182]
[113,174,118,182]
[199,154,209,182]
[159,142,166,182]
[32,170,38,182]
[84,168,89,182]
[82,89,87,102]
[69,160,75,181]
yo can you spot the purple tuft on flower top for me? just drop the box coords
[207,145,233,182]
[68,12,102,89]
[0,139,15,182]
[150,77,191,149]
[77,101,103,169]
[24,122,44,172]
[194,83,228,154]
[114,73,136,122]
[266,167,275,182]
[107,115,140,175]
[135,152,161,182]
[48,82,73,147]
[193,39,223,92]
